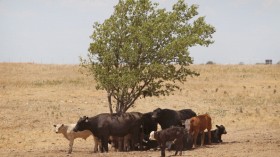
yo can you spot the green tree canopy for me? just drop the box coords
[81,0,215,114]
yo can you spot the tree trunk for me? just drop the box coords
[116,102,125,114]
[107,91,113,114]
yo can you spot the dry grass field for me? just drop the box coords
[0,63,279,157]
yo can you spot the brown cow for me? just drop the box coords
[185,113,212,148]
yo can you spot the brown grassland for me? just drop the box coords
[0,63,279,157]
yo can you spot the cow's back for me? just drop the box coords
[178,109,197,120]
[86,113,111,136]
[190,114,212,131]
[158,127,185,142]
[106,112,143,137]
[159,109,181,129]
[198,114,211,130]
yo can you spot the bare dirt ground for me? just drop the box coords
[0,63,279,157]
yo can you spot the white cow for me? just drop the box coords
[53,123,100,154]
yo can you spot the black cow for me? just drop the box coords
[149,126,186,157]
[178,109,197,120]
[73,112,143,152]
[141,112,158,150]
[196,125,227,145]
[142,112,158,135]
[151,108,197,129]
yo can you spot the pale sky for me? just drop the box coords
[0,0,279,64]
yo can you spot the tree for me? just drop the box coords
[206,61,215,65]
[80,0,215,114]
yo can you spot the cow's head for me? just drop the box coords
[216,125,227,135]
[53,124,64,133]
[184,119,191,132]
[151,108,162,120]
[73,116,89,132]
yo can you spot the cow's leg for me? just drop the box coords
[193,131,198,148]
[68,139,74,154]
[124,138,128,151]
[103,136,109,152]
[110,136,118,151]
[208,117,212,144]
[201,132,205,146]
[124,135,132,151]
[130,135,135,151]
[174,142,178,156]
[208,129,211,145]
[161,142,166,157]
[93,136,99,153]
[100,137,105,153]
[118,137,124,152]
[179,144,183,156]
[100,136,109,153]
[174,139,183,156]
[185,133,193,150]
[179,140,183,156]
[139,132,144,151]
[175,149,178,155]
[98,140,102,152]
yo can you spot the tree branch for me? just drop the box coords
[124,78,152,112]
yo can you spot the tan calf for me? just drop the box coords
[54,124,100,153]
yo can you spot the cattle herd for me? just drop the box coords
[54,108,227,157]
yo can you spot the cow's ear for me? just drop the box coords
[61,124,64,126]
[53,124,56,127]
[85,117,89,123]
[216,125,220,128]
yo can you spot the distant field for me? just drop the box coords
[0,63,279,156]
